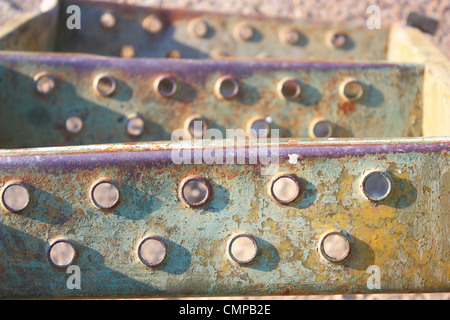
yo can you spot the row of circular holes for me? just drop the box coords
[35,72,365,102]
[35,73,364,138]
[6,173,390,268]
[1,171,392,213]
[63,113,333,139]
[47,229,350,270]
[99,12,350,58]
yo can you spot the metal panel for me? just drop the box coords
[0,137,449,298]
[53,0,389,60]
[0,53,424,148]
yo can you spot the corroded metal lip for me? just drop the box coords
[178,175,213,207]
[47,239,78,269]
[268,173,302,205]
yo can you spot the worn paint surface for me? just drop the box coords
[0,138,448,298]
[0,53,424,148]
[53,0,389,61]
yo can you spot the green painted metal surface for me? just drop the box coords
[0,138,448,298]
[54,0,389,60]
[0,53,424,148]
[0,0,448,300]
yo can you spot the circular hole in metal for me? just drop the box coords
[270,174,301,204]
[65,114,83,135]
[48,240,77,269]
[34,73,55,95]
[215,76,239,100]
[142,15,163,34]
[279,27,300,45]
[126,115,145,138]
[94,75,116,97]
[138,237,167,267]
[310,119,332,138]
[2,183,30,213]
[120,45,135,58]
[342,80,364,102]
[186,116,207,138]
[154,75,177,98]
[188,19,209,38]
[249,119,270,139]
[166,49,182,59]
[320,232,350,263]
[179,177,212,207]
[362,172,392,202]
[91,181,120,209]
[229,234,258,264]
[328,31,347,48]
[100,12,116,29]
[234,23,254,42]
[279,79,301,100]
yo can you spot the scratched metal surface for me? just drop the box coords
[0,138,449,298]
[52,0,390,60]
[0,53,424,149]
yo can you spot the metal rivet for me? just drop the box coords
[362,171,392,202]
[340,78,364,102]
[326,30,347,48]
[94,74,116,97]
[179,176,212,208]
[279,26,301,45]
[48,240,77,269]
[1,183,30,213]
[247,117,270,139]
[126,114,145,138]
[185,115,208,139]
[65,114,83,135]
[34,73,55,95]
[228,234,258,264]
[233,22,254,42]
[120,45,135,58]
[309,118,333,138]
[91,180,120,209]
[215,76,239,100]
[319,231,351,263]
[268,174,302,205]
[154,74,177,98]
[166,49,181,59]
[138,236,167,267]
[100,12,116,29]
[188,18,209,38]
[142,14,163,34]
[278,78,301,100]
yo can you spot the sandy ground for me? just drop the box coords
[0,0,448,300]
